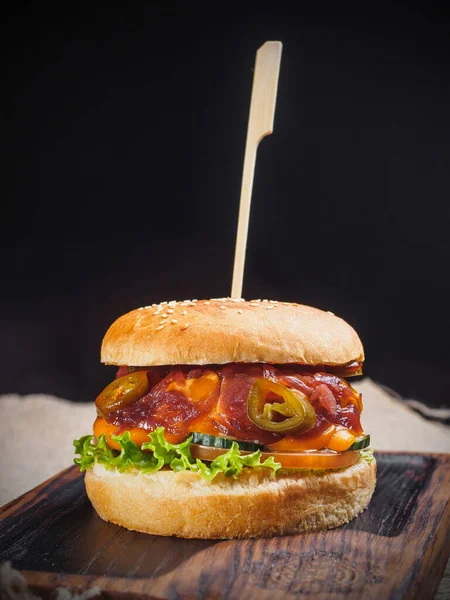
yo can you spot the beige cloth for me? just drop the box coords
[0,379,449,598]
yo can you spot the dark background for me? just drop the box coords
[2,4,449,406]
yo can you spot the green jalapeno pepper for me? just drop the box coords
[247,378,316,434]
[95,370,150,418]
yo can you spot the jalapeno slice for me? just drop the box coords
[247,378,316,434]
[95,370,150,418]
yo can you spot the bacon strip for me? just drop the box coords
[110,363,364,443]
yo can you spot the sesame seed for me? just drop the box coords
[266,305,275,309]
[262,299,268,302]
[238,309,243,314]
[327,311,335,315]
[250,302,259,307]
[156,325,164,331]
[171,319,178,324]
[181,310,187,315]
[204,301,210,304]
[168,300,177,305]
[167,309,174,314]
[220,305,227,310]
[192,299,198,302]
[160,319,167,325]
[161,301,168,305]
[181,323,189,330]
[161,313,168,318]
[269,300,279,303]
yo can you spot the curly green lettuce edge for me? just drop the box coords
[73,427,374,482]
[73,427,280,481]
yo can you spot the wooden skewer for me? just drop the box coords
[231,41,283,299]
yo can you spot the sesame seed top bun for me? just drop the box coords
[100,298,364,368]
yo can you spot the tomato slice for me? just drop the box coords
[189,443,359,469]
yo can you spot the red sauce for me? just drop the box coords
[109,363,364,444]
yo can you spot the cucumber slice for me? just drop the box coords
[348,434,370,451]
[190,432,264,452]
[191,432,370,452]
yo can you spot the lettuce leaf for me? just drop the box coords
[360,448,375,464]
[74,432,159,473]
[195,443,281,481]
[74,428,374,481]
[275,447,375,477]
[73,427,281,481]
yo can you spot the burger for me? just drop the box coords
[74,297,376,538]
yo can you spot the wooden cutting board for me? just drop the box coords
[0,451,449,600]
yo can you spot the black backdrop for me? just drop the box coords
[2,4,449,406]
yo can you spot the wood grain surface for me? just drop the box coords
[0,451,449,600]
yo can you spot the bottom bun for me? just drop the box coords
[85,458,376,539]
[85,460,376,539]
